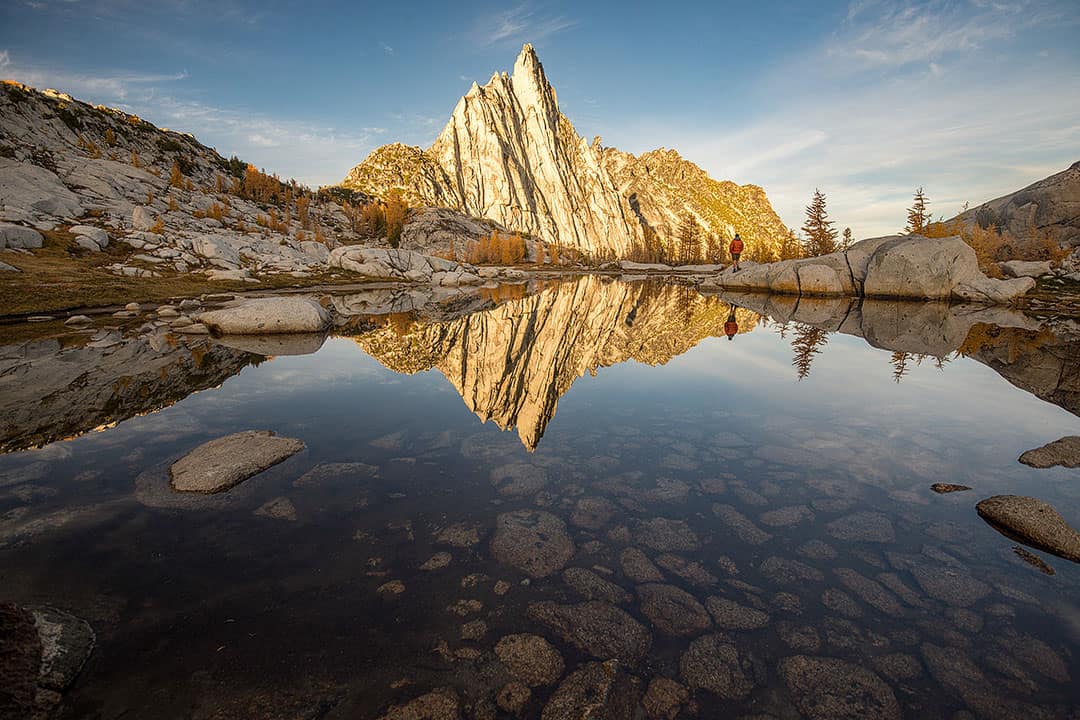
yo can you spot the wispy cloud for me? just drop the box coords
[474,3,578,47]
[0,50,382,187]
[379,41,394,56]
[615,0,1080,239]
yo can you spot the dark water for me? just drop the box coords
[1,277,1078,719]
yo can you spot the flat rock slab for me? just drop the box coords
[1018,436,1080,469]
[170,431,305,493]
[494,633,565,687]
[679,634,752,700]
[197,297,331,335]
[540,661,640,720]
[976,495,1080,563]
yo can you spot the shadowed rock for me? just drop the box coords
[976,495,1080,563]
[169,431,305,494]
[636,583,711,636]
[679,634,752,700]
[494,634,564,687]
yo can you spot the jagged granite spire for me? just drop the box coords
[425,44,640,254]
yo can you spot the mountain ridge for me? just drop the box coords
[341,44,790,260]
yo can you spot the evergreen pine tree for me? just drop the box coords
[841,227,854,249]
[906,187,930,235]
[678,214,702,265]
[801,189,838,256]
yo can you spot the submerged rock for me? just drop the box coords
[633,517,701,552]
[705,596,770,630]
[197,297,331,335]
[679,634,752,700]
[779,655,900,720]
[1012,546,1054,575]
[494,634,564,687]
[254,496,297,521]
[169,431,305,493]
[976,495,1080,563]
[1018,436,1080,469]
[526,601,650,663]
[491,510,574,578]
[712,504,772,545]
[641,677,688,720]
[562,567,632,605]
[910,564,991,607]
[931,483,972,494]
[540,661,641,720]
[376,688,460,720]
[619,547,665,583]
[636,583,712,636]
[490,463,546,496]
[0,604,42,718]
[826,511,895,543]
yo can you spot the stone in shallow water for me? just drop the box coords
[526,601,650,663]
[490,463,547,496]
[420,552,452,571]
[637,583,712,636]
[976,495,1080,563]
[491,510,574,578]
[779,655,900,720]
[930,483,972,494]
[495,633,564,687]
[376,688,459,720]
[170,431,305,494]
[712,504,772,545]
[197,297,330,335]
[570,496,616,530]
[655,553,717,586]
[679,634,752,700]
[832,568,904,617]
[759,556,824,585]
[796,539,837,561]
[293,462,378,487]
[777,622,821,653]
[1012,546,1054,575]
[434,522,483,548]
[826,512,895,543]
[0,604,40,718]
[619,547,665,583]
[821,589,862,618]
[496,682,530,714]
[760,505,814,527]
[642,677,688,720]
[254,496,297,521]
[705,596,769,629]
[633,517,701,552]
[540,661,640,720]
[562,567,632,605]
[910,564,991,607]
[1018,436,1080,469]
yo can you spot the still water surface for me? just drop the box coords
[1,277,1078,718]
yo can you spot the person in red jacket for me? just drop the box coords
[724,306,739,341]
[729,233,744,271]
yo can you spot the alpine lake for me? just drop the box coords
[2,275,1078,720]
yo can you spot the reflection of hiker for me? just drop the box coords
[729,233,744,271]
[724,307,739,341]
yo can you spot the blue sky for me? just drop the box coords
[1,0,1078,237]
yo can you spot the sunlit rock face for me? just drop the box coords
[343,45,787,258]
[355,277,757,449]
[0,332,257,453]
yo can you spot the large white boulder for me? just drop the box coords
[863,236,979,299]
[131,205,158,231]
[999,259,1052,278]
[0,222,44,249]
[0,157,82,222]
[197,297,331,335]
[70,225,109,248]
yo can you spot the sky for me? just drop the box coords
[1,0,1078,238]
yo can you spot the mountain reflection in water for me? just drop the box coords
[2,276,1075,456]
[1,276,1079,719]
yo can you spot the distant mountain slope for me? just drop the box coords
[342,45,789,260]
[950,161,1080,248]
[602,147,791,261]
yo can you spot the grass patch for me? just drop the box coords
[0,229,356,317]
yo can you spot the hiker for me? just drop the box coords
[729,233,744,272]
[724,306,738,341]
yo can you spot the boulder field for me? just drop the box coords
[701,235,1035,304]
